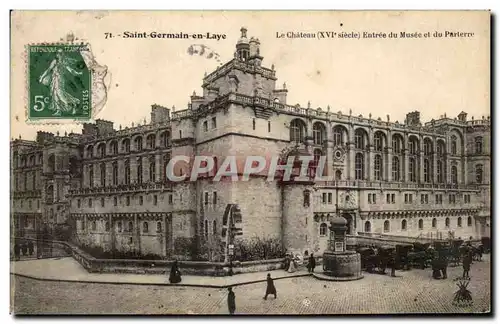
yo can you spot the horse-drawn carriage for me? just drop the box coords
[407,242,433,269]
[395,244,413,270]
[356,245,395,274]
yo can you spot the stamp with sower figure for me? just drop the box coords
[27,34,108,121]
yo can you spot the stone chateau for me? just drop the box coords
[11,28,491,260]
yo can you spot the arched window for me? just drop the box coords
[81,219,85,230]
[97,143,106,158]
[418,219,423,230]
[109,140,118,155]
[333,126,346,146]
[319,223,327,236]
[117,221,122,232]
[383,220,390,232]
[124,159,130,185]
[290,119,306,143]
[213,220,217,235]
[408,137,418,155]
[29,155,35,166]
[86,146,94,158]
[143,222,149,233]
[122,139,130,153]
[476,164,483,184]
[335,170,342,181]
[409,158,416,182]
[451,165,458,184]
[432,218,437,228]
[92,221,97,231]
[364,221,371,232]
[134,136,143,151]
[374,132,384,152]
[354,129,367,150]
[475,136,483,154]
[392,156,400,181]
[424,138,433,156]
[457,217,462,227]
[401,219,407,230]
[100,162,106,187]
[88,164,94,187]
[137,157,143,183]
[149,156,156,182]
[156,222,162,232]
[437,140,446,156]
[48,154,56,173]
[445,217,450,227]
[312,122,325,145]
[392,134,403,154]
[355,153,364,180]
[204,219,209,237]
[374,154,383,180]
[437,160,444,183]
[467,216,472,227]
[160,131,169,147]
[105,221,110,232]
[128,221,133,232]
[451,135,457,155]
[146,134,156,149]
[112,162,118,185]
[423,159,430,183]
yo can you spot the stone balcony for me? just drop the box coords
[68,182,173,196]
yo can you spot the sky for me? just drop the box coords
[10,10,490,140]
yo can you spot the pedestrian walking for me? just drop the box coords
[283,253,291,271]
[263,273,277,300]
[227,287,236,315]
[307,253,316,273]
[14,243,20,261]
[389,250,397,277]
[462,247,473,279]
[28,241,34,256]
[168,260,182,284]
[440,252,448,279]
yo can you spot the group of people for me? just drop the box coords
[284,252,317,273]
[431,242,476,280]
[13,241,34,260]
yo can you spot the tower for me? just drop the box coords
[235,27,250,62]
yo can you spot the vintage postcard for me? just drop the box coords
[10,10,491,315]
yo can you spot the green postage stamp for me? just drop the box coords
[28,44,92,120]
[26,39,108,121]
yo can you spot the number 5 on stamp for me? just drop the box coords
[28,44,92,120]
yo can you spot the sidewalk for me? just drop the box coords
[10,257,311,288]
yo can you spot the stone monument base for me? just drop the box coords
[317,250,363,281]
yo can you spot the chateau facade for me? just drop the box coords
[11,28,491,260]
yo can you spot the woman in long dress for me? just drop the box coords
[287,255,298,273]
[38,50,83,116]
[169,260,182,283]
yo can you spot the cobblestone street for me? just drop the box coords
[11,255,491,315]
